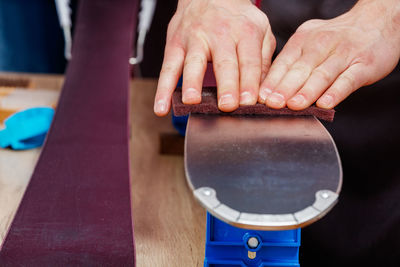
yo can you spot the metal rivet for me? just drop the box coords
[248,251,256,259]
[203,189,211,196]
[320,191,330,199]
[247,237,259,249]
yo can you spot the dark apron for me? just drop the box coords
[262,1,400,266]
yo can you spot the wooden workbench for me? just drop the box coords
[0,72,205,266]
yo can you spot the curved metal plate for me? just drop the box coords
[185,114,342,230]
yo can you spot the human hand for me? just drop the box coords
[154,0,275,116]
[259,0,400,110]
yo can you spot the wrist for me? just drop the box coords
[348,0,400,41]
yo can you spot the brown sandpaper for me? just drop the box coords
[173,87,335,121]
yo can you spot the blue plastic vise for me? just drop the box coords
[205,213,300,267]
[0,107,54,150]
[172,112,189,136]
[173,77,189,136]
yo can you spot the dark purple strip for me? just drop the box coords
[0,0,138,265]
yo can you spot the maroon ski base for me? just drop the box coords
[0,0,138,265]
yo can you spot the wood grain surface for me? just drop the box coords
[0,148,41,243]
[0,73,205,266]
[131,79,205,267]
[0,72,63,244]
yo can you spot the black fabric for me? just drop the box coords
[301,66,400,267]
[140,0,177,77]
[262,1,400,266]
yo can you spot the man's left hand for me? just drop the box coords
[259,0,400,110]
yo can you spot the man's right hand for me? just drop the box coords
[154,0,275,116]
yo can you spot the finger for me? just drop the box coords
[258,35,302,104]
[261,28,276,81]
[317,63,368,109]
[266,47,333,109]
[237,35,262,106]
[182,39,209,104]
[154,43,185,116]
[211,39,239,112]
[287,54,348,110]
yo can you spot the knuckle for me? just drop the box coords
[261,61,270,74]
[275,57,292,68]
[335,44,353,57]
[288,32,305,46]
[291,62,312,74]
[308,31,335,53]
[167,16,177,32]
[255,11,269,27]
[341,73,356,89]
[245,5,270,30]
[214,58,237,70]
[312,67,332,83]
[263,32,276,53]
[160,64,179,75]
[297,19,323,32]
[239,58,260,69]
[184,54,206,67]
[260,11,270,24]
[212,19,231,37]
[189,21,204,32]
[241,20,261,37]
[166,17,181,39]
[166,30,174,42]
[353,52,375,66]
[262,33,276,59]
[166,33,183,48]
[271,60,290,73]
[315,31,334,44]
[268,33,277,50]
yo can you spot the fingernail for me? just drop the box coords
[240,91,254,105]
[267,92,285,107]
[154,99,167,114]
[290,94,305,106]
[219,94,234,107]
[182,88,199,103]
[319,94,333,107]
[259,87,272,103]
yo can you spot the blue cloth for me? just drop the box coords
[0,107,54,150]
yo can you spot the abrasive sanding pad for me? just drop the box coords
[173,87,335,122]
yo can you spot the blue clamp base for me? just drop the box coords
[172,112,189,136]
[205,213,300,267]
[0,107,54,150]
